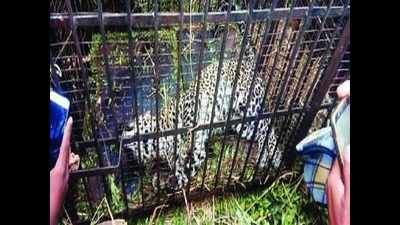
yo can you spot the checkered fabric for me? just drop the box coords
[296,126,337,206]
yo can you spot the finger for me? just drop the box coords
[56,117,73,170]
[69,153,80,171]
[337,80,350,99]
[342,145,350,200]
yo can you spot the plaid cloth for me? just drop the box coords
[296,126,337,206]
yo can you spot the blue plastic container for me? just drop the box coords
[50,89,70,170]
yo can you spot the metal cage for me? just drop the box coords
[50,0,350,223]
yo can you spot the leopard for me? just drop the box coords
[122,44,282,192]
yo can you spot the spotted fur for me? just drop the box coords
[122,46,282,191]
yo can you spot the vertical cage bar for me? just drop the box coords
[322,65,350,127]
[237,0,299,182]
[255,0,261,9]
[96,0,119,140]
[200,0,233,190]
[186,0,211,196]
[249,0,257,42]
[255,0,274,50]
[65,0,112,210]
[82,177,95,216]
[152,0,162,200]
[286,19,350,172]
[288,1,348,137]
[173,0,184,198]
[227,0,279,186]
[96,0,117,207]
[261,0,340,182]
[252,0,316,183]
[284,11,349,171]
[271,0,335,151]
[64,178,80,222]
[258,19,279,78]
[213,0,255,189]
[124,0,144,210]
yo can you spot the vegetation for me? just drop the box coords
[128,172,327,225]
[60,172,327,225]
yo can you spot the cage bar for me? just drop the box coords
[200,0,233,190]
[65,0,113,211]
[173,0,184,199]
[226,0,279,187]
[152,0,162,200]
[50,6,349,28]
[284,11,349,171]
[253,0,318,183]
[186,0,211,196]
[263,0,342,178]
[238,0,299,182]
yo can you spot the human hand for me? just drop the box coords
[69,152,80,172]
[336,80,350,99]
[50,117,73,225]
[327,80,350,225]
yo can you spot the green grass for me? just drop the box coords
[59,172,327,225]
[126,173,327,225]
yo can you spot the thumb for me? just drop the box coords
[55,117,73,171]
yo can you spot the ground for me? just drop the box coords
[60,171,328,225]
[128,172,328,225]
